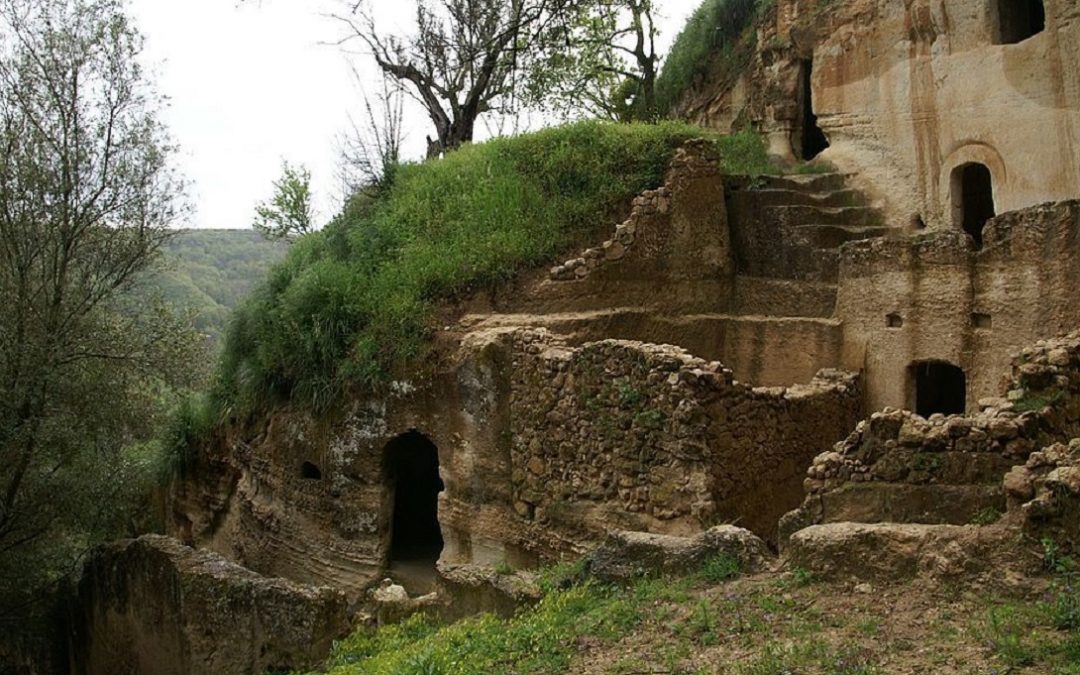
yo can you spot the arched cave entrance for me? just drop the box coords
[996,0,1045,44]
[951,163,995,250]
[910,361,967,418]
[385,431,444,566]
[795,59,830,161]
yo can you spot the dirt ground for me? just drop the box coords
[570,569,1076,675]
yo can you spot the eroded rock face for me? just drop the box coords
[678,0,1080,229]
[71,535,349,675]
[585,526,770,584]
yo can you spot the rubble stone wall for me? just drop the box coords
[498,329,861,549]
[781,329,1080,546]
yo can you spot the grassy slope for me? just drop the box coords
[308,560,1080,675]
[655,0,766,115]
[214,121,721,413]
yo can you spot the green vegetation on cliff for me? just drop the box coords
[215,121,704,412]
[655,0,767,115]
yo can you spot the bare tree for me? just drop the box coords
[338,0,576,157]
[338,72,405,196]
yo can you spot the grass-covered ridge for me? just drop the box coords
[215,121,707,412]
[655,0,769,115]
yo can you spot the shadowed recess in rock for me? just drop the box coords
[798,59,830,161]
[385,431,444,564]
[996,0,1045,45]
[911,361,967,418]
[952,162,995,249]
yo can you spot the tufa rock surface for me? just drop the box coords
[585,525,769,583]
[71,535,349,675]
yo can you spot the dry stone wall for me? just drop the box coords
[781,329,1080,546]
[1005,439,1080,551]
[498,328,861,548]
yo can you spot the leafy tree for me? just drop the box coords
[0,0,200,624]
[252,161,315,240]
[338,0,579,157]
[531,0,660,122]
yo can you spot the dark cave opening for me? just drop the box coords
[797,59,830,161]
[911,361,967,418]
[952,163,996,250]
[386,431,444,564]
[996,0,1046,45]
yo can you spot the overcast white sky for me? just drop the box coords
[129,0,702,229]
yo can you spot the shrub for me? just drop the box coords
[655,0,766,114]
[215,121,703,413]
[699,554,742,584]
[161,393,216,477]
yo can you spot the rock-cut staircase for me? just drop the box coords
[728,174,887,280]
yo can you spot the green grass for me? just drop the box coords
[655,0,769,114]
[309,579,681,675]
[699,554,742,584]
[208,121,775,416]
[213,121,704,413]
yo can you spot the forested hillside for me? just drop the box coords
[146,230,287,345]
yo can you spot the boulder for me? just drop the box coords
[435,563,543,622]
[72,535,349,675]
[585,525,770,583]
[785,522,1026,583]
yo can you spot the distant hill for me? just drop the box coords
[147,229,288,346]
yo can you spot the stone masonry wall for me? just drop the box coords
[500,328,861,549]
[837,200,1080,414]
[781,329,1080,546]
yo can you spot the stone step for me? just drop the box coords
[759,173,851,193]
[792,224,890,250]
[749,188,869,209]
[764,204,885,228]
[781,246,839,282]
[784,522,1020,582]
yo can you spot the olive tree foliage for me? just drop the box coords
[0,0,201,621]
[530,0,659,121]
[252,161,315,241]
[337,0,580,158]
